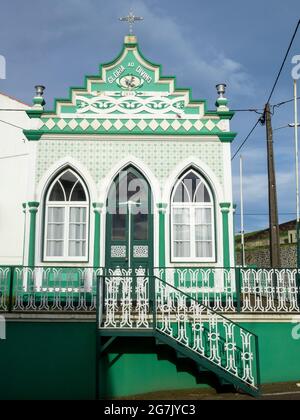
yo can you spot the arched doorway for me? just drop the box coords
[105,166,153,272]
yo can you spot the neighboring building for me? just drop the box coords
[235,220,297,267]
[0,93,30,265]
[0,33,300,401]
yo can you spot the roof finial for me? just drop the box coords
[33,85,46,109]
[215,83,229,112]
[119,10,143,35]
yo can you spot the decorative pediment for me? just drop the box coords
[25,36,235,141]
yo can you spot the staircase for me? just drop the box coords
[97,270,260,397]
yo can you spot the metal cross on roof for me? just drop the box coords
[119,10,144,35]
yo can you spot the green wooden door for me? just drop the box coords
[105,167,153,274]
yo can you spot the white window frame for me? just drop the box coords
[43,170,89,262]
[171,170,216,263]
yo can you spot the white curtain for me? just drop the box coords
[46,206,87,258]
[173,208,191,258]
[68,207,87,257]
[195,208,213,258]
[46,207,65,257]
[172,206,213,259]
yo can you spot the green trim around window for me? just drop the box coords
[93,203,104,269]
[158,203,167,267]
[220,202,231,268]
[233,204,237,266]
[28,202,40,267]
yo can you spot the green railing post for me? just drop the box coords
[235,267,241,313]
[8,266,15,313]
[151,276,157,330]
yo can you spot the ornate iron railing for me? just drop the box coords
[0,267,10,312]
[98,272,260,394]
[0,266,101,312]
[0,266,299,314]
[156,267,300,313]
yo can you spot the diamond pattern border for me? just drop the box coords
[40,117,225,134]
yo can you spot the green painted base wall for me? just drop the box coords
[0,321,299,399]
[243,322,300,384]
[0,322,97,400]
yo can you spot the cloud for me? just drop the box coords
[233,170,294,207]
[130,1,255,97]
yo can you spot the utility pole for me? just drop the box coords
[293,80,300,269]
[239,155,246,266]
[263,103,281,267]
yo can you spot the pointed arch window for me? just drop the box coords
[171,169,215,262]
[44,169,89,261]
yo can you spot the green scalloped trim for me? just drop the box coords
[25,40,234,121]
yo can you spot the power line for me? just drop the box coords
[273,96,300,111]
[231,20,300,160]
[0,118,25,130]
[0,153,29,160]
[231,108,263,113]
[235,212,296,216]
[0,109,28,112]
[231,119,261,160]
[267,19,300,104]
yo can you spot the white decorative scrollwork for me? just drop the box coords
[133,245,148,258]
[155,278,259,391]
[111,245,126,258]
[102,269,152,329]
[241,268,300,313]
[9,267,97,312]
[0,268,10,312]
[76,95,186,116]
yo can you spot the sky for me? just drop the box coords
[0,0,299,233]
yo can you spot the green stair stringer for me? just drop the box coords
[154,276,261,398]
[154,330,260,398]
[97,273,261,398]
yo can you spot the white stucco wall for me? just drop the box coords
[0,93,30,265]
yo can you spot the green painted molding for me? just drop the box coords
[23,130,43,141]
[31,39,234,122]
[93,203,103,269]
[218,132,237,142]
[220,202,231,212]
[217,111,235,120]
[28,202,40,211]
[23,129,237,142]
[157,203,167,267]
[157,203,168,212]
[93,203,104,213]
[220,202,231,268]
[26,109,44,119]
[28,202,39,267]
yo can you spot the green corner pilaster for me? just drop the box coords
[158,203,168,268]
[22,203,27,266]
[93,203,104,269]
[233,204,237,266]
[220,202,231,268]
[28,202,39,267]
